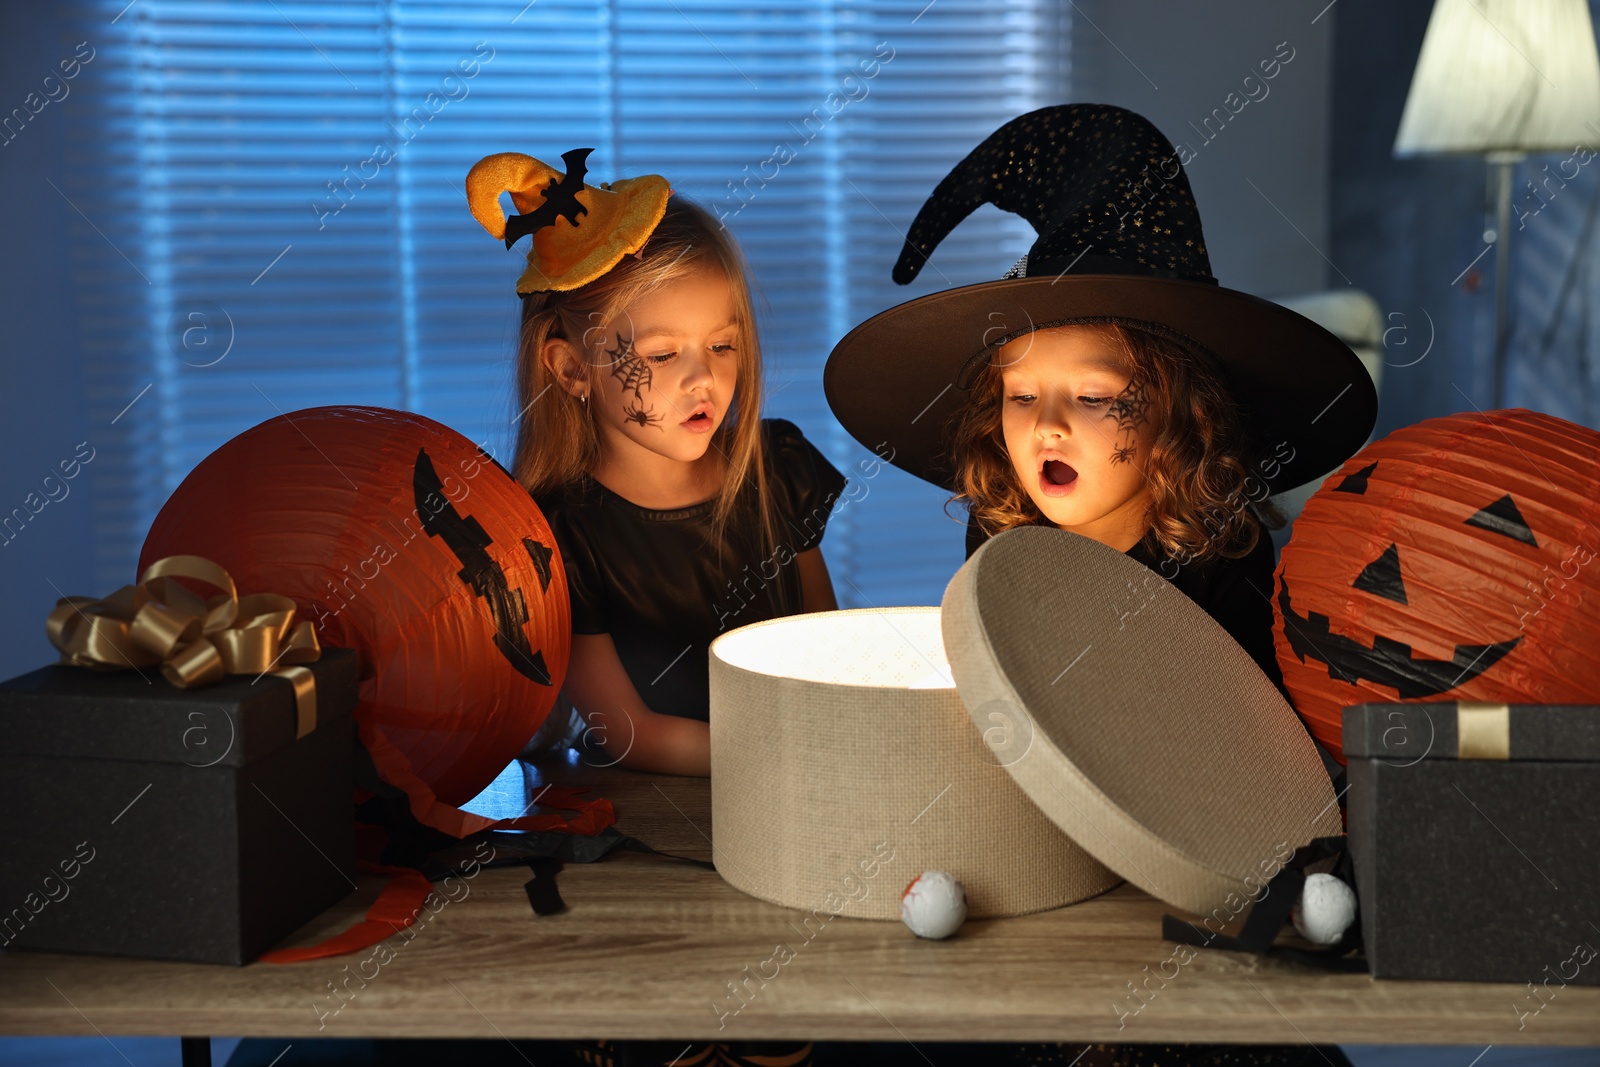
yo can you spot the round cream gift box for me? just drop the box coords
[709,606,1121,920]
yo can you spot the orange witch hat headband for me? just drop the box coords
[465,147,671,295]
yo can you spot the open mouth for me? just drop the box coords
[1042,459,1077,486]
[682,404,714,431]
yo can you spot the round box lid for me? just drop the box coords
[940,526,1341,916]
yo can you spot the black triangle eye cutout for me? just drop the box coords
[1353,543,1407,604]
[1333,461,1377,494]
[1464,494,1538,547]
[523,537,555,593]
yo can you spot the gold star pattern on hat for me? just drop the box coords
[893,104,1210,284]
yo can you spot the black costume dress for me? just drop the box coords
[1123,527,1287,699]
[536,417,848,723]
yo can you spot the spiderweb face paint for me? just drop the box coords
[607,334,652,399]
[1106,373,1151,465]
[603,334,666,431]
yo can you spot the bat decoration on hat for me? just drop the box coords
[502,147,594,250]
[466,147,671,294]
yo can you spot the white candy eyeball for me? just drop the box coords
[901,870,967,939]
[1291,872,1358,946]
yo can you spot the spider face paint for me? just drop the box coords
[603,334,664,431]
[622,399,663,428]
[997,325,1159,551]
[1106,374,1151,465]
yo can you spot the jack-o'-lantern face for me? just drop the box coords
[140,406,571,806]
[1279,461,1526,694]
[1275,410,1600,761]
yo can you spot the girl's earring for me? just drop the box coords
[580,392,588,405]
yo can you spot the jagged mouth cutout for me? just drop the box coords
[1278,460,1529,698]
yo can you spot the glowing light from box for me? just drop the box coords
[711,608,956,689]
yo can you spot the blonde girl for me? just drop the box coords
[469,152,844,779]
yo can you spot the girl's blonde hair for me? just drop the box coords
[951,320,1285,562]
[512,195,770,547]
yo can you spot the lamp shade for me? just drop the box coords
[710,607,1119,920]
[1394,0,1600,156]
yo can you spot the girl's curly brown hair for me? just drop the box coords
[950,320,1285,563]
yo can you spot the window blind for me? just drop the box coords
[67,0,1070,606]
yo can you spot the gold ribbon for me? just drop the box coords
[1456,701,1511,760]
[47,555,322,739]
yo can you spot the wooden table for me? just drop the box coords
[3,754,1598,1053]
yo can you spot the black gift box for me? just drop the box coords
[0,647,358,965]
[1344,701,1600,985]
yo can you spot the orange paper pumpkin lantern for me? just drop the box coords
[1275,408,1600,761]
[140,406,569,806]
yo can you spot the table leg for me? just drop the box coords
[180,1036,212,1067]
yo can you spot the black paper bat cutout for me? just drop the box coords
[503,147,595,250]
[414,448,551,686]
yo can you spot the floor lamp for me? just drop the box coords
[1393,0,1600,409]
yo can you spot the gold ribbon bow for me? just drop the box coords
[47,555,322,739]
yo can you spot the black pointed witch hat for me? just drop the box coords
[823,104,1376,494]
